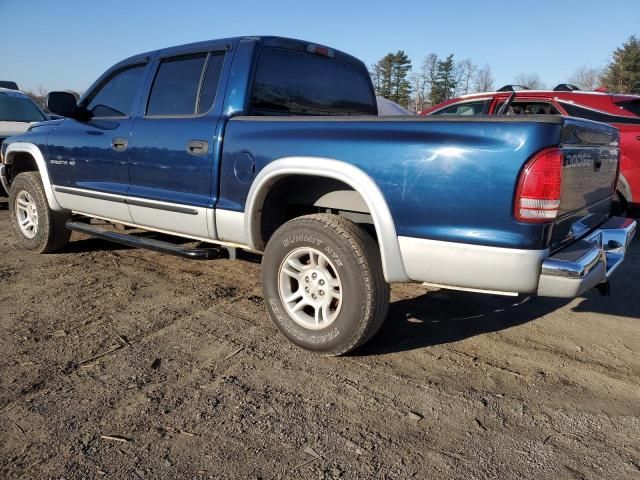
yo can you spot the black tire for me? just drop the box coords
[611,192,629,218]
[261,214,390,355]
[0,183,7,209]
[9,172,71,253]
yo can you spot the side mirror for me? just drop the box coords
[47,91,78,117]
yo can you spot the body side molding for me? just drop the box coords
[244,157,409,282]
[3,142,63,211]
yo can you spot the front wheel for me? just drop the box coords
[9,172,71,253]
[261,214,389,355]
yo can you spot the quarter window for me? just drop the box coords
[557,100,640,124]
[198,52,225,113]
[431,100,489,116]
[86,64,146,118]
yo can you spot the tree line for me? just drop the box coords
[372,35,640,111]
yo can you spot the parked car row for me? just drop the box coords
[421,84,640,215]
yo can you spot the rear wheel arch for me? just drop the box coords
[245,157,409,282]
[4,142,63,211]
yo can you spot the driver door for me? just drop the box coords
[47,60,149,222]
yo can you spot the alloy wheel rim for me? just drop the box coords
[278,247,343,330]
[15,190,39,239]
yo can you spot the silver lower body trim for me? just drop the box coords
[537,216,636,297]
[398,236,548,293]
[216,209,246,244]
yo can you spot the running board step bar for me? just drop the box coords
[65,221,221,260]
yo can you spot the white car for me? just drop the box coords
[376,96,414,115]
[0,87,48,197]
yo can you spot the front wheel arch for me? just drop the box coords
[4,142,63,211]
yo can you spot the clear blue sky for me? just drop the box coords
[2,0,638,93]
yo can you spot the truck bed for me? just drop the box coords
[218,114,618,253]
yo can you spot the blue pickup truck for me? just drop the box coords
[0,36,636,354]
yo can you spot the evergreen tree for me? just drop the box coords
[601,35,640,94]
[371,51,412,106]
[431,54,457,104]
[372,53,395,98]
[390,50,412,106]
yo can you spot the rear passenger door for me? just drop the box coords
[127,49,227,239]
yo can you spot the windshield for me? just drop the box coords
[0,92,46,122]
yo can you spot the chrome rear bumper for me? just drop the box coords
[538,217,636,297]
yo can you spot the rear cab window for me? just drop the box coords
[249,47,376,116]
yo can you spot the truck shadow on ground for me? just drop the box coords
[355,291,571,356]
[358,237,640,356]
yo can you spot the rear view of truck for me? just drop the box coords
[529,118,636,296]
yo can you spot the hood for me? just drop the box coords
[0,121,36,138]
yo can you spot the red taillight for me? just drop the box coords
[514,147,563,223]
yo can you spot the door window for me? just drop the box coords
[146,53,207,116]
[146,52,226,116]
[85,64,147,118]
[431,100,490,116]
[494,100,560,115]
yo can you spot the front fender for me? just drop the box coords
[3,142,63,211]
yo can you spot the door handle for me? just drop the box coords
[112,137,128,152]
[186,140,209,156]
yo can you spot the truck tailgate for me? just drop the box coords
[551,118,620,251]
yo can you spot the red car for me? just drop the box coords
[422,84,640,214]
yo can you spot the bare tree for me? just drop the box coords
[514,72,546,89]
[455,59,476,96]
[369,63,382,94]
[568,66,603,91]
[473,64,494,92]
[24,85,49,109]
[410,53,438,112]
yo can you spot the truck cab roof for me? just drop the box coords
[117,35,367,70]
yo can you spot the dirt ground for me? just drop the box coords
[0,205,638,480]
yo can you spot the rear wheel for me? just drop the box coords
[261,214,389,355]
[9,172,71,253]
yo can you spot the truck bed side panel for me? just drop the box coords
[219,117,562,250]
